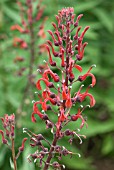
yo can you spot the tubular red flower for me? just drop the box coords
[71,108,88,128]
[74,64,82,72]
[62,84,68,100]
[56,107,67,135]
[48,97,57,105]
[75,87,96,107]
[35,8,44,21]
[11,24,24,33]
[32,102,44,122]
[52,22,57,30]
[80,26,90,39]
[0,130,8,144]
[55,15,61,27]
[74,26,82,40]
[65,89,72,108]
[43,69,59,82]
[47,40,59,57]
[45,44,56,66]
[42,89,51,99]
[0,117,4,124]
[19,138,28,152]
[74,14,83,27]
[42,101,47,111]
[84,93,96,107]
[36,78,54,90]
[60,47,65,67]
[31,112,39,122]
[71,108,81,121]
[47,30,57,44]
[54,31,62,45]
[78,65,96,87]
[13,37,28,49]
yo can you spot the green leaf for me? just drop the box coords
[9,157,14,170]
[75,1,102,13]
[101,135,114,155]
[82,119,114,137]
[18,146,35,170]
[93,8,113,33]
[3,5,21,23]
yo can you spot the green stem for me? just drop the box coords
[11,138,17,170]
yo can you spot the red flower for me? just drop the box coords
[75,86,95,107]
[62,84,68,100]
[45,44,56,66]
[74,64,82,72]
[65,88,72,108]
[36,78,54,90]
[13,37,28,49]
[47,30,59,46]
[47,40,59,57]
[78,65,96,87]
[56,107,67,135]
[18,138,28,152]
[11,24,24,33]
[60,47,65,67]
[43,69,59,82]
[0,130,8,144]
[31,101,44,122]
[74,14,83,27]
[71,109,87,128]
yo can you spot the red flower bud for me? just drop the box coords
[36,78,54,90]
[0,130,8,144]
[19,138,28,152]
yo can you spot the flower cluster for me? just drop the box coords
[11,0,47,76]
[25,7,96,170]
[0,114,27,166]
[10,0,47,116]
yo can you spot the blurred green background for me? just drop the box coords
[0,0,114,170]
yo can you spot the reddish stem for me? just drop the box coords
[43,134,58,170]
[11,138,17,170]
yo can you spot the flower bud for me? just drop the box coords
[64,129,71,136]
[36,134,44,141]
[52,161,60,168]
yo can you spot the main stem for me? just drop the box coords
[20,20,35,111]
[28,21,35,79]
[11,138,17,170]
[43,134,58,170]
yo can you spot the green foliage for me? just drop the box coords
[0,0,114,170]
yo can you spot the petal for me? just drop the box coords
[42,101,47,111]
[36,78,52,90]
[88,73,96,87]
[65,98,72,108]
[74,64,82,72]
[36,79,42,90]
[85,93,96,107]
[11,24,24,32]
[31,112,43,122]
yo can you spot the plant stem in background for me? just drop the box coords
[11,0,46,113]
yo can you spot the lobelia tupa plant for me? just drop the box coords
[0,114,27,170]
[11,0,47,113]
[23,7,96,170]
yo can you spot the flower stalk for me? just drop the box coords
[11,0,47,112]
[0,114,27,170]
[11,138,17,170]
[25,7,96,170]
